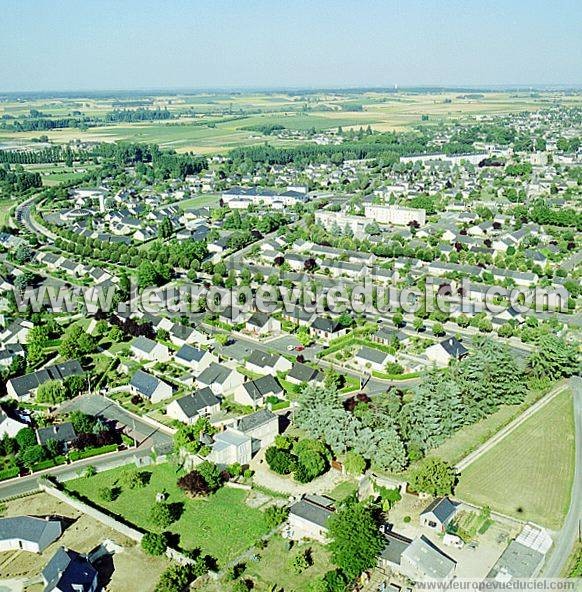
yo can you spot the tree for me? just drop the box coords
[177,471,211,497]
[327,499,384,580]
[141,532,168,556]
[344,451,366,476]
[264,505,289,529]
[120,468,148,489]
[265,447,294,475]
[196,461,222,492]
[527,334,579,381]
[36,379,66,404]
[408,457,457,496]
[59,325,96,359]
[15,427,37,451]
[432,322,445,337]
[19,444,47,469]
[149,502,176,529]
[155,562,206,592]
[392,312,404,327]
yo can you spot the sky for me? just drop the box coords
[1,0,581,92]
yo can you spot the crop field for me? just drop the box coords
[457,388,575,529]
[2,89,579,154]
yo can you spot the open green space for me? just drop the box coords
[457,388,575,529]
[65,462,271,565]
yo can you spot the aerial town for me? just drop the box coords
[0,3,581,591]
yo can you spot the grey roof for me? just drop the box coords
[130,370,167,398]
[380,530,413,565]
[401,536,456,579]
[197,362,233,386]
[311,317,342,333]
[421,497,457,524]
[290,495,335,528]
[356,346,388,364]
[173,388,220,418]
[37,423,77,446]
[247,350,279,369]
[131,335,158,353]
[287,362,322,383]
[247,312,271,328]
[43,547,98,592]
[0,516,61,552]
[175,344,206,363]
[242,375,282,402]
[237,409,277,433]
[439,337,469,359]
[487,540,545,580]
[7,360,83,398]
[170,323,195,340]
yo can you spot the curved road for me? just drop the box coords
[543,376,582,577]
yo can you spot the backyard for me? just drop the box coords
[65,462,271,566]
[457,388,575,529]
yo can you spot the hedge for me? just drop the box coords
[0,467,20,481]
[31,456,67,472]
[68,444,118,462]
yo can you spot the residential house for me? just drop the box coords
[419,497,458,532]
[310,317,348,344]
[166,388,220,425]
[378,528,413,574]
[130,336,170,363]
[42,547,99,592]
[286,362,324,386]
[400,536,456,580]
[168,323,209,347]
[233,375,283,408]
[282,306,315,327]
[208,428,252,466]
[245,312,281,336]
[425,337,469,366]
[0,407,27,438]
[236,409,279,454]
[246,350,292,375]
[6,360,83,401]
[0,319,33,345]
[196,363,244,396]
[354,346,394,372]
[0,343,25,367]
[287,495,335,543]
[174,345,216,373]
[129,370,173,404]
[36,423,77,451]
[0,516,62,553]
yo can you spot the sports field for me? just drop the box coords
[457,388,575,529]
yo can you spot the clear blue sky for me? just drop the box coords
[1,0,580,92]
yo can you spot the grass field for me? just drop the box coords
[2,90,579,154]
[65,462,270,565]
[457,388,575,529]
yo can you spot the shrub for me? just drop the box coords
[149,502,176,529]
[263,505,289,528]
[177,471,210,497]
[141,532,168,556]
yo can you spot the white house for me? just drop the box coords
[233,375,283,408]
[174,345,216,373]
[425,337,469,366]
[246,350,292,375]
[354,346,394,372]
[245,312,281,336]
[287,495,335,543]
[0,408,27,439]
[129,370,173,404]
[0,516,62,553]
[166,388,220,424]
[236,409,279,454]
[130,336,170,363]
[208,428,252,466]
[196,363,244,396]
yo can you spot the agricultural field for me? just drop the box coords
[65,462,271,566]
[2,89,580,154]
[457,388,575,529]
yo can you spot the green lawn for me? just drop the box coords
[65,463,270,565]
[457,388,575,529]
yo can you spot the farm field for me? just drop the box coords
[2,90,580,153]
[65,462,271,566]
[456,388,575,529]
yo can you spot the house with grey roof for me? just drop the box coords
[310,316,348,344]
[130,336,170,363]
[174,344,216,373]
[166,388,220,425]
[129,370,172,404]
[354,346,394,372]
[6,360,83,401]
[233,375,283,408]
[37,422,77,450]
[196,363,244,396]
[400,536,456,581]
[42,546,99,592]
[236,408,279,453]
[288,495,335,543]
[378,528,413,572]
[286,362,324,386]
[246,350,292,375]
[426,337,469,366]
[0,407,28,439]
[208,428,252,466]
[420,497,458,532]
[245,312,281,335]
[0,516,62,553]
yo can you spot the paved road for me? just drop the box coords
[58,394,173,448]
[455,381,571,471]
[543,376,582,577]
[14,195,57,242]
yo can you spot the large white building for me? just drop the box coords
[364,204,426,226]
